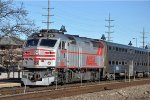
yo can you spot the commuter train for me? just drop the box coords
[22,29,150,85]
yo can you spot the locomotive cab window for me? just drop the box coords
[40,39,57,47]
[26,39,39,47]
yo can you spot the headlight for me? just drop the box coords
[47,61,51,65]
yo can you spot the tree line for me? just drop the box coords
[0,0,37,38]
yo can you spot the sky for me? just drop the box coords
[15,0,150,47]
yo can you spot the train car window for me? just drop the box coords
[116,61,118,65]
[119,62,121,65]
[109,61,111,65]
[137,62,139,66]
[40,39,57,47]
[26,39,39,47]
[125,62,127,65]
[135,62,136,65]
[116,47,118,51]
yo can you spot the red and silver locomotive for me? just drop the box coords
[22,29,105,85]
[22,27,150,86]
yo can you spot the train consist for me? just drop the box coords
[22,29,150,85]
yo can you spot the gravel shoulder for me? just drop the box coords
[54,84,150,100]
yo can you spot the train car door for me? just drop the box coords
[129,60,134,76]
[58,41,67,68]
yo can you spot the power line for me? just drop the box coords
[42,0,54,30]
[105,13,114,42]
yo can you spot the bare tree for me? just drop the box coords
[0,0,38,38]
[0,0,38,78]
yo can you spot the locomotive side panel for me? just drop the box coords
[56,36,105,69]
[55,35,106,83]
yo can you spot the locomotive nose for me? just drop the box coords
[43,50,56,66]
[34,49,56,67]
[23,49,56,68]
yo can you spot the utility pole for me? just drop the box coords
[42,0,54,30]
[47,0,50,29]
[141,28,147,48]
[105,13,114,42]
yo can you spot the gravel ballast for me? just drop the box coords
[54,84,150,100]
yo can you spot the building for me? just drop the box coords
[0,35,24,68]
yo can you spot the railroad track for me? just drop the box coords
[0,80,113,95]
[1,78,150,100]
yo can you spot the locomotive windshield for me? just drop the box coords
[40,39,57,47]
[26,39,39,47]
